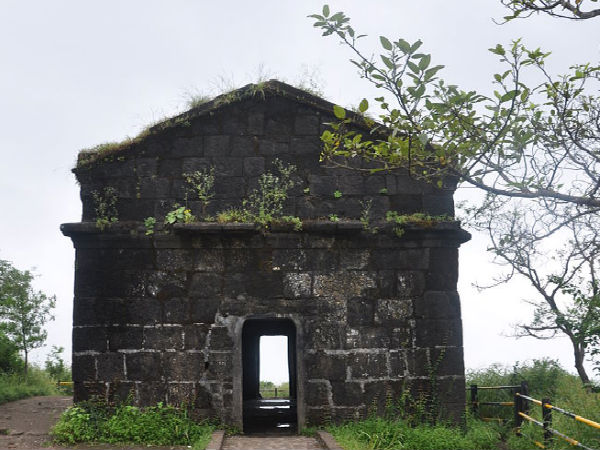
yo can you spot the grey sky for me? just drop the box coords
[0,0,598,377]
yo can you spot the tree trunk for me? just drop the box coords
[572,340,590,386]
[23,349,28,378]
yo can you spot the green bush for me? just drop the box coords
[0,368,58,404]
[0,333,23,374]
[51,400,215,449]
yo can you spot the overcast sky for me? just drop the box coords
[1,0,598,379]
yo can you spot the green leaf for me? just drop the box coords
[381,55,395,69]
[407,61,419,74]
[494,74,502,82]
[418,133,429,146]
[322,4,330,17]
[397,39,411,54]
[359,98,369,113]
[333,105,346,119]
[418,54,431,71]
[380,36,393,51]
[410,40,423,53]
[500,90,519,103]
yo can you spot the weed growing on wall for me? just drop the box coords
[165,204,195,225]
[386,211,454,237]
[360,199,378,234]
[242,159,300,228]
[91,187,118,230]
[184,167,215,218]
[143,217,156,235]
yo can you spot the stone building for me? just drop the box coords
[62,80,470,431]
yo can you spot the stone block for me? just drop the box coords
[135,158,158,177]
[336,175,364,195]
[189,297,220,324]
[388,194,423,213]
[294,114,320,135]
[345,327,391,349]
[305,352,346,380]
[96,352,125,381]
[308,175,335,196]
[162,297,189,323]
[414,319,463,347]
[171,136,204,157]
[139,177,170,199]
[258,139,290,155]
[72,354,96,381]
[74,381,105,402]
[184,323,210,349]
[415,291,461,319]
[158,158,183,177]
[125,352,162,381]
[163,352,206,380]
[423,192,454,216]
[137,381,167,406]
[211,157,243,177]
[389,350,407,376]
[194,249,225,272]
[305,380,330,407]
[290,136,320,155]
[182,157,211,173]
[283,273,312,298]
[73,327,107,352]
[430,347,465,376]
[108,326,144,351]
[156,249,193,271]
[143,326,184,350]
[206,352,233,380]
[340,250,371,270]
[331,381,362,407]
[364,176,386,195]
[372,249,429,270]
[397,271,426,298]
[204,135,231,156]
[375,299,413,326]
[209,326,232,350]
[243,156,265,176]
[125,298,161,325]
[189,273,222,298]
[347,297,374,327]
[167,382,196,407]
[426,248,458,291]
[348,352,389,379]
[231,136,258,156]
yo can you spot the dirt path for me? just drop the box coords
[0,395,72,449]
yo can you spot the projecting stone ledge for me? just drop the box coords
[61,220,470,243]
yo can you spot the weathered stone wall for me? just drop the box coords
[64,83,469,427]
[74,89,455,224]
[64,222,468,426]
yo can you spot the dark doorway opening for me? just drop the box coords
[242,319,297,433]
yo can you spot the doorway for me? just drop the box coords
[242,319,297,433]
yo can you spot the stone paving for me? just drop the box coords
[221,435,323,450]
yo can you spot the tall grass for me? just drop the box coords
[0,368,58,404]
[327,417,501,450]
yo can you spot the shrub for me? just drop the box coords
[51,400,215,449]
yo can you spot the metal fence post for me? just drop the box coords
[470,384,478,416]
[521,381,529,414]
[514,389,523,436]
[542,398,552,447]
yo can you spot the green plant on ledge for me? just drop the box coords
[91,187,118,230]
[144,217,156,235]
[216,207,252,223]
[386,211,454,237]
[360,199,378,234]
[242,159,301,229]
[329,214,339,222]
[184,167,215,218]
[165,204,195,225]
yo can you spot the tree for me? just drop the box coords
[501,0,600,21]
[45,345,70,381]
[468,197,600,384]
[309,5,600,383]
[310,7,600,216]
[0,259,55,376]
